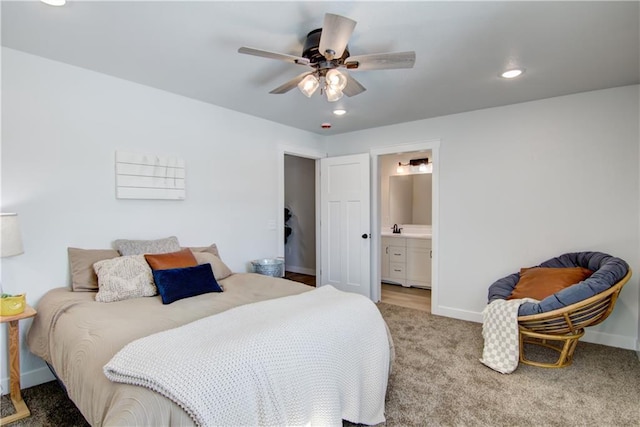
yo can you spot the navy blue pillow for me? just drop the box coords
[153,263,223,305]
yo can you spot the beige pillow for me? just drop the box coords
[187,244,221,259]
[194,252,232,280]
[94,255,157,303]
[68,247,120,292]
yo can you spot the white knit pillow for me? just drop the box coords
[94,255,156,302]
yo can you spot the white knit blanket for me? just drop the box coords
[480,298,535,374]
[104,285,390,426]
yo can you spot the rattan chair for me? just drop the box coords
[517,270,631,368]
[488,252,631,368]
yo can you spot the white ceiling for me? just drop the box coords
[2,1,639,135]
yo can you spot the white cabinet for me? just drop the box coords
[381,238,390,280]
[382,237,406,286]
[381,236,432,288]
[406,238,432,289]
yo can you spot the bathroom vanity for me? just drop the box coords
[381,231,432,289]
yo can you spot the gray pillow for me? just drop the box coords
[114,236,180,256]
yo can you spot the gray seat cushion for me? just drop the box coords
[488,252,629,316]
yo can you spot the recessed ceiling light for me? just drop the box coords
[333,109,346,116]
[40,0,66,5]
[501,68,525,79]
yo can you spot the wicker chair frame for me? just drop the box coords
[517,270,631,368]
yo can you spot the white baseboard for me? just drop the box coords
[432,305,637,351]
[582,329,638,350]
[432,305,483,323]
[284,265,315,276]
[1,366,55,396]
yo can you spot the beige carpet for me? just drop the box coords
[3,302,639,426]
[378,302,640,426]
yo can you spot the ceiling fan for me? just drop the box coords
[238,13,416,102]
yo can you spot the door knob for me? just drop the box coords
[361,233,369,239]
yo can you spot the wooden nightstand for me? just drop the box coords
[1,304,37,425]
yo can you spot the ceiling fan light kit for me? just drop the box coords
[298,74,320,97]
[325,83,343,102]
[238,13,416,102]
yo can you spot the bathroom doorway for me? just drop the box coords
[370,140,440,312]
[378,151,433,311]
[283,154,317,286]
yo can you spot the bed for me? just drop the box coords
[27,250,393,426]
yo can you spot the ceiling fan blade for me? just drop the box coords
[343,74,366,97]
[269,72,313,94]
[345,51,416,71]
[238,47,310,66]
[318,13,357,59]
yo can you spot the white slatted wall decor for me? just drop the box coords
[115,151,186,200]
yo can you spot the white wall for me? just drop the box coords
[328,85,640,350]
[284,154,316,274]
[0,48,323,389]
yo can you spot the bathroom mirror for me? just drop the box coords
[389,174,432,225]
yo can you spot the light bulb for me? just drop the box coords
[501,68,524,79]
[326,69,347,91]
[325,86,343,102]
[298,74,319,97]
[419,163,428,172]
[396,163,404,174]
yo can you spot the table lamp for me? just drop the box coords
[1,213,24,258]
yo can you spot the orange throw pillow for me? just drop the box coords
[144,248,198,270]
[508,267,593,301]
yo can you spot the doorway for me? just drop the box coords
[283,154,316,283]
[378,151,433,312]
[371,140,440,312]
[277,145,325,285]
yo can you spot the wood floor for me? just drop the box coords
[381,283,431,313]
[284,272,431,312]
[284,271,316,286]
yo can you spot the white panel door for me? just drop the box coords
[320,153,371,297]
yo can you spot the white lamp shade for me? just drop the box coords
[1,213,24,257]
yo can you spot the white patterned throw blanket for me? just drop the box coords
[480,298,536,374]
[104,285,390,426]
